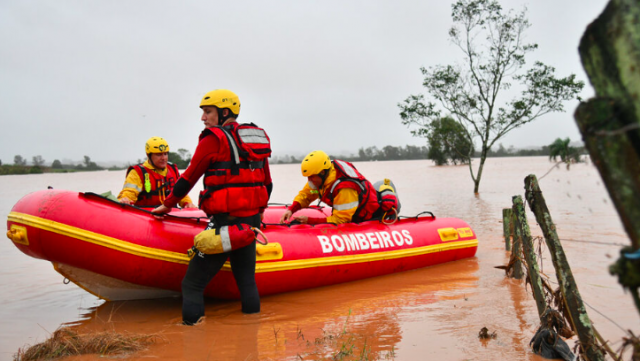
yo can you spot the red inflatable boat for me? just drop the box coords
[6,190,478,301]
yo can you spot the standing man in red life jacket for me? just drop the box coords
[279,150,381,225]
[152,89,273,325]
[118,137,197,209]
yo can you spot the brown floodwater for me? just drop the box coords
[1,157,636,360]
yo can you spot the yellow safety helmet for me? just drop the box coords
[145,137,170,154]
[199,89,241,115]
[301,150,332,177]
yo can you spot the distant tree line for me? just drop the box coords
[270,141,584,166]
[1,141,584,176]
[483,144,550,158]
[0,155,113,176]
[480,141,586,160]
[271,145,430,164]
[0,148,196,176]
[346,145,430,162]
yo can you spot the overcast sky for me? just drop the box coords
[0,0,608,165]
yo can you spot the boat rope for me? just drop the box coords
[85,192,209,221]
[262,210,437,228]
[381,208,398,225]
[87,192,438,228]
[252,227,268,245]
[399,211,436,220]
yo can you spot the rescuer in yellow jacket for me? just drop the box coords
[118,137,196,208]
[279,150,380,225]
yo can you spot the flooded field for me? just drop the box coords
[1,157,636,360]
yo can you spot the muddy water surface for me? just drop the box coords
[1,158,636,360]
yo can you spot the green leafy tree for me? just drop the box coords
[399,0,584,193]
[382,145,401,160]
[168,148,192,169]
[357,148,368,161]
[82,156,102,171]
[14,155,27,166]
[402,145,428,160]
[359,146,379,161]
[428,143,448,166]
[32,155,45,166]
[51,159,63,169]
[549,137,580,169]
[427,117,473,165]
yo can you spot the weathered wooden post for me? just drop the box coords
[512,196,547,317]
[502,208,512,251]
[525,174,604,361]
[508,211,524,280]
[574,0,640,315]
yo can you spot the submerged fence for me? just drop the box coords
[502,174,608,361]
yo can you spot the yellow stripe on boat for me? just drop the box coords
[8,211,478,273]
[270,238,477,272]
[9,211,190,264]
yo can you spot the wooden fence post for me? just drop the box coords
[502,208,512,251]
[509,211,524,280]
[525,174,604,361]
[512,195,547,317]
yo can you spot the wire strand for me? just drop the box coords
[544,277,628,334]
[555,238,626,247]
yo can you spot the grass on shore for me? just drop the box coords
[14,327,160,361]
[281,309,396,361]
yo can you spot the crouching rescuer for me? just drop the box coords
[279,150,400,225]
[152,89,272,325]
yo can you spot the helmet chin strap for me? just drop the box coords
[147,154,157,168]
[318,169,329,189]
[217,108,231,126]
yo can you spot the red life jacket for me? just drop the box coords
[320,160,380,222]
[199,122,271,217]
[126,163,180,207]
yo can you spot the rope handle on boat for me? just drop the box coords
[253,227,268,245]
[412,211,436,220]
[381,208,398,225]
